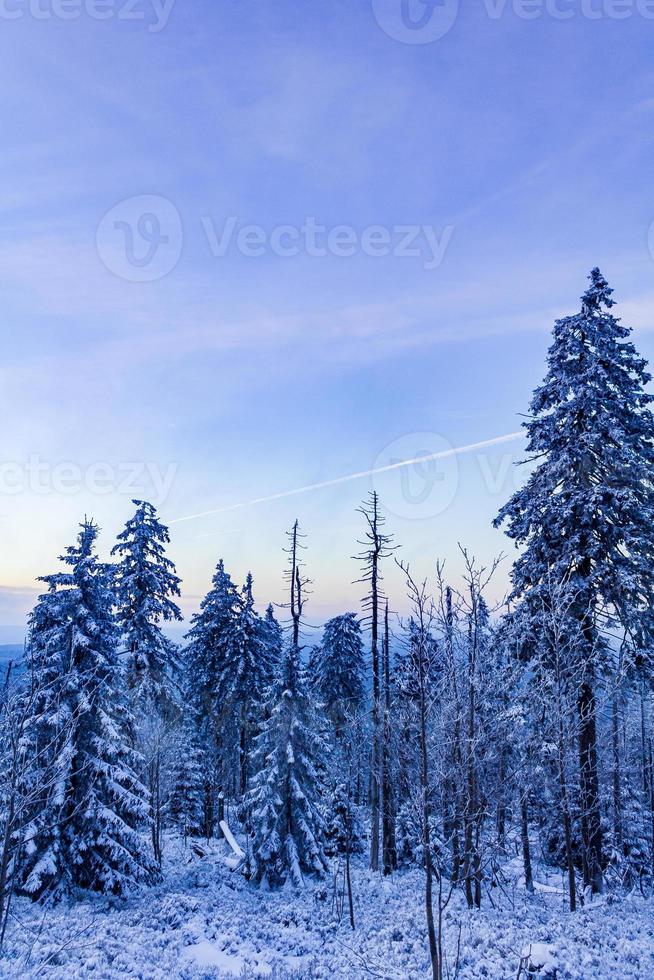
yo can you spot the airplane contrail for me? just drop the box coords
[170,430,525,526]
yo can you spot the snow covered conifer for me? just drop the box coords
[262,602,283,675]
[325,782,364,858]
[310,613,366,736]
[248,523,329,887]
[183,560,241,822]
[495,268,654,894]
[248,643,329,887]
[112,500,182,713]
[20,520,154,897]
[220,573,276,796]
[168,687,205,841]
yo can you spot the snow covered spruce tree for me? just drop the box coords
[168,676,205,842]
[112,500,183,863]
[495,268,654,895]
[262,602,283,675]
[225,573,277,797]
[247,522,329,887]
[112,500,182,713]
[20,520,154,898]
[183,559,241,832]
[309,613,366,738]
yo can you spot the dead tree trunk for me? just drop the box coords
[520,792,534,894]
[578,672,603,894]
[442,587,462,884]
[356,493,393,873]
[611,685,622,852]
[557,712,576,911]
[398,561,441,980]
[382,601,397,875]
[463,616,480,909]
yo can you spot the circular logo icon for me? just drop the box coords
[371,432,459,521]
[96,194,183,282]
[372,0,459,44]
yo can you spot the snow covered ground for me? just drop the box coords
[0,835,652,979]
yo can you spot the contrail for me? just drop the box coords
[170,430,525,525]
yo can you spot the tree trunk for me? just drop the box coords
[557,715,576,911]
[611,686,622,851]
[345,833,355,930]
[370,570,380,872]
[443,588,462,883]
[520,794,534,894]
[420,645,440,980]
[150,752,162,866]
[382,602,397,875]
[204,780,214,839]
[578,675,603,894]
[463,627,479,909]
[239,707,248,798]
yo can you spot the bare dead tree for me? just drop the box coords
[456,548,504,909]
[381,600,397,875]
[354,493,395,873]
[283,519,311,657]
[396,560,442,980]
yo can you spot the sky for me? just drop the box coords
[1,0,653,638]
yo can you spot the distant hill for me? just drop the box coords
[0,626,26,645]
[0,644,23,663]
[0,646,23,688]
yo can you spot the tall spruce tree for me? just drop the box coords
[184,560,241,827]
[248,645,330,887]
[310,613,366,736]
[112,500,182,713]
[228,573,276,796]
[247,523,328,887]
[168,674,205,842]
[262,603,283,675]
[20,520,154,897]
[495,268,654,894]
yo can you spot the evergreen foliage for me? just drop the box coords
[20,521,154,898]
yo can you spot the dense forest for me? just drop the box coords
[1,269,654,979]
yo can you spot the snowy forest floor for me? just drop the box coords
[0,834,653,979]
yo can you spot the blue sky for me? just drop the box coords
[1,1,653,635]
